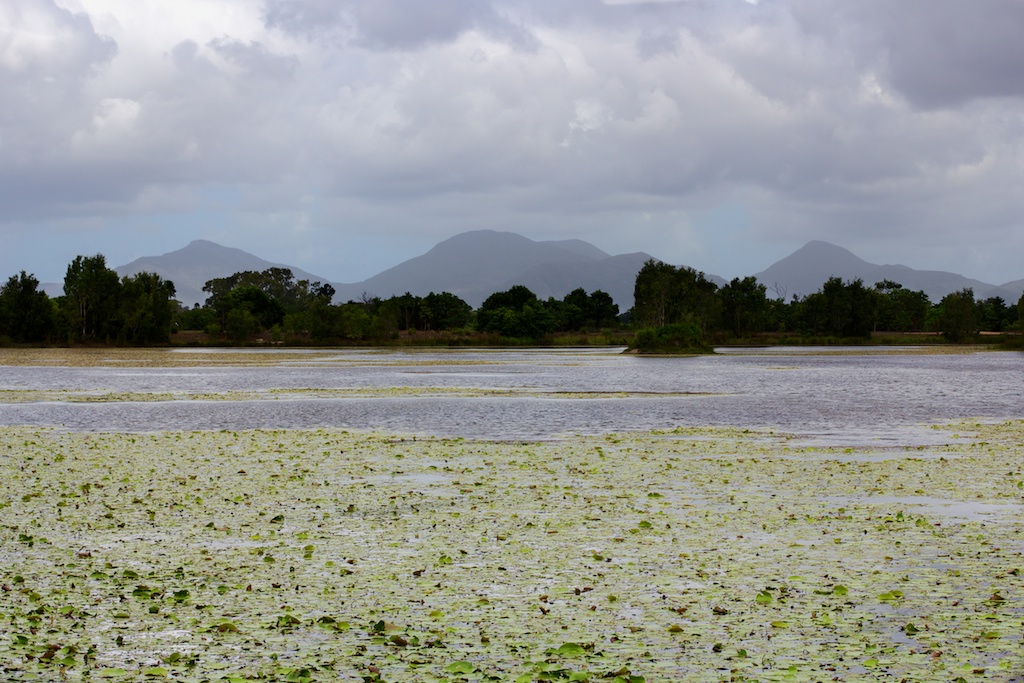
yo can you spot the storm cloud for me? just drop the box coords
[2,0,1023,287]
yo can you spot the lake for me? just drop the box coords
[0,346,1021,445]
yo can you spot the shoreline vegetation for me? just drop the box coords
[3,255,1023,353]
[2,419,1022,681]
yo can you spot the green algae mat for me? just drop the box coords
[2,422,1022,682]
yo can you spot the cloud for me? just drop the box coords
[263,0,537,51]
[0,1,116,77]
[2,0,1024,286]
[208,37,299,81]
[791,0,1024,109]
[0,1,116,159]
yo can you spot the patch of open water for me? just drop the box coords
[0,348,1021,446]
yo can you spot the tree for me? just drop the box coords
[421,292,472,330]
[935,289,979,342]
[63,254,121,343]
[844,278,876,338]
[631,260,719,352]
[225,307,258,342]
[175,304,216,332]
[337,303,373,339]
[588,290,619,328]
[0,271,56,343]
[476,286,554,338]
[560,288,591,331]
[795,277,875,338]
[119,272,177,344]
[380,293,422,331]
[203,268,329,315]
[632,260,677,328]
[559,288,619,331]
[632,260,718,332]
[874,281,929,332]
[208,285,285,339]
[820,277,853,336]
[718,276,768,337]
[978,296,1011,332]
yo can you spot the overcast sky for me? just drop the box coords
[4,0,1024,287]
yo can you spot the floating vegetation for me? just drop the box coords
[1,420,1022,681]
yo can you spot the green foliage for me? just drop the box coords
[632,260,718,332]
[176,304,217,332]
[0,271,56,343]
[559,288,619,330]
[225,307,258,342]
[791,277,875,338]
[379,292,422,331]
[476,286,556,338]
[874,280,929,332]
[202,279,287,341]
[203,267,329,314]
[631,321,710,354]
[977,296,1014,332]
[935,288,980,342]
[44,256,179,345]
[422,291,473,330]
[119,272,177,344]
[718,276,769,337]
[7,248,1018,348]
[626,266,971,344]
[63,254,121,343]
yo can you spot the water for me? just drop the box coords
[0,347,1021,443]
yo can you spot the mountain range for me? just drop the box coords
[754,241,1024,303]
[95,230,1024,309]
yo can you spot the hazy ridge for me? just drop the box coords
[41,231,1022,309]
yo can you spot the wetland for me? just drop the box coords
[1,347,1022,682]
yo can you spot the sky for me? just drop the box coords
[3,0,1024,287]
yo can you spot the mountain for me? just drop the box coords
[115,240,332,307]
[332,230,664,308]
[755,240,1022,303]
[106,233,1019,313]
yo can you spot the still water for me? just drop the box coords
[0,347,1021,444]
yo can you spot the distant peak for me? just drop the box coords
[799,240,849,251]
[185,239,227,248]
[438,229,527,244]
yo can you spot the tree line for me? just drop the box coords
[1,253,1022,346]
[0,255,620,345]
[177,269,620,343]
[0,255,176,345]
[630,259,1024,351]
